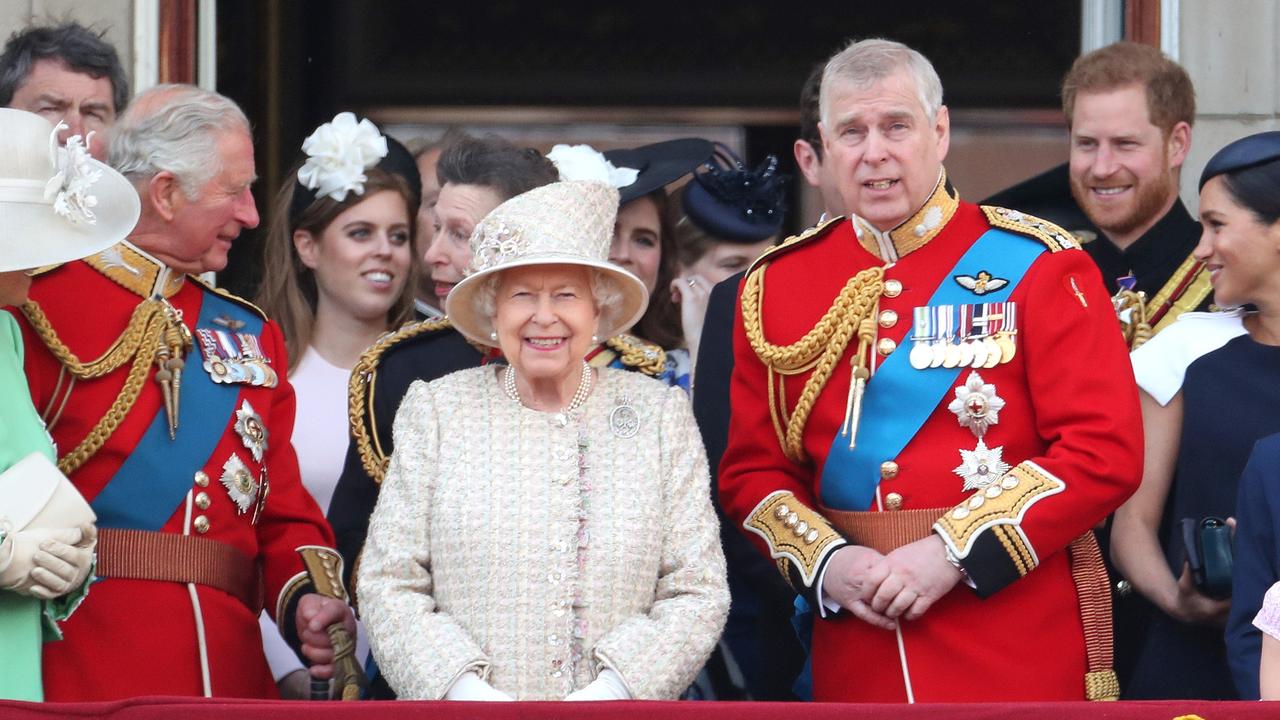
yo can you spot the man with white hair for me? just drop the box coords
[9,84,356,700]
[718,39,1143,702]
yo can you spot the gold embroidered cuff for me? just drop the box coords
[275,570,311,633]
[743,490,846,588]
[933,460,1065,561]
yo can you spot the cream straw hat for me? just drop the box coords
[445,180,649,348]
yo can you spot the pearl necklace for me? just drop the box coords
[504,360,593,413]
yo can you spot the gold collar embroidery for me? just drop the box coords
[85,242,186,299]
[854,169,959,262]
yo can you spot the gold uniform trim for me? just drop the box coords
[86,243,186,299]
[743,490,846,588]
[348,317,454,484]
[602,333,666,376]
[1148,255,1213,336]
[745,214,846,278]
[853,171,959,261]
[275,570,311,633]
[188,275,269,320]
[933,460,1065,561]
[981,206,1080,253]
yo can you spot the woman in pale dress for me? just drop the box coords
[358,175,729,701]
[253,112,420,696]
[0,109,136,700]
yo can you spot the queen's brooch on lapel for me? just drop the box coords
[609,395,640,439]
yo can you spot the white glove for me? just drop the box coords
[0,524,96,600]
[564,669,630,701]
[444,671,513,701]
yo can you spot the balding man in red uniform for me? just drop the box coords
[719,39,1142,703]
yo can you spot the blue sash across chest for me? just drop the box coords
[91,292,263,530]
[818,228,1044,511]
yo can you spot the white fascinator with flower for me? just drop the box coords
[0,108,140,272]
[296,112,389,202]
[547,144,638,188]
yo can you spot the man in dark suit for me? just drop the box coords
[693,64,844,701]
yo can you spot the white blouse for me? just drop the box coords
[358,366,729,700]
[1130,310,1248,405]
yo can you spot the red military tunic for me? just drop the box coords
[9,244,337,700]
[719,177,1142,702]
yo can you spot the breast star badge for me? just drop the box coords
[947,371,1006,438]
[234,400,268,462]
[953,439,1011,492]
[220,453,258,515]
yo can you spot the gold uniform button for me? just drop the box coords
[194,471,209,488]
[877,338,897,356]
[883,279,903,298]
[880,461,899,480]
[878,309,899,328]
[193,515,210,534]
[884,492,904,511]
[194,492,211,510]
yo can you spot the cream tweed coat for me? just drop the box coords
[358,366,729,700]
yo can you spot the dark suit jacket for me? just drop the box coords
[1226,432,1280,699]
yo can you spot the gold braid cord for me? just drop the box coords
[604,334,667,376]
[22,299,171,475]
[741,264,884,463]
[348,318,452,484]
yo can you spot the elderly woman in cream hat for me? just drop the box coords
[0,108,140,700]
[358,177,729,701]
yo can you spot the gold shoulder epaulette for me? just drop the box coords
[746,215,846,277]
[188,275,268,320]
[24,262,63,277]
[981,206,1080,253]
[349,317,453,483]
[604,333,666,376]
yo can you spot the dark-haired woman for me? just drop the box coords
[1113,131,1280,699]
[254,112,420,695]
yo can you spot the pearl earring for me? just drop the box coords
[489,331,498,342]
[591,334,599,344]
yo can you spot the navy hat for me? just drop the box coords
[604,139,714,205]
[289,126,421,225]
[681,144,789,242]
[1200,131,1280,190]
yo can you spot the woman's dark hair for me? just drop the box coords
[1221,158,1280,226]
[631,189,684,350]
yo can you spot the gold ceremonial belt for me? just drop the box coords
[820,506,948,554]
[96,528,263,612]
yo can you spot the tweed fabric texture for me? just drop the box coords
[358,366,729,700]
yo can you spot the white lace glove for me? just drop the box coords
[564,669,630,701]
[444,671,514,701]
[0,524,96,600]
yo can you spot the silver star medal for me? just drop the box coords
[947,371,1005,438]
[953,438,1012,492]
[220,454,258,514]
[234,400,269,462]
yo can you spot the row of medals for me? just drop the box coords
[908,331,1016,370]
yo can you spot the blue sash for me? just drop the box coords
[91,293,264,530]
[818,228,1044,511]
